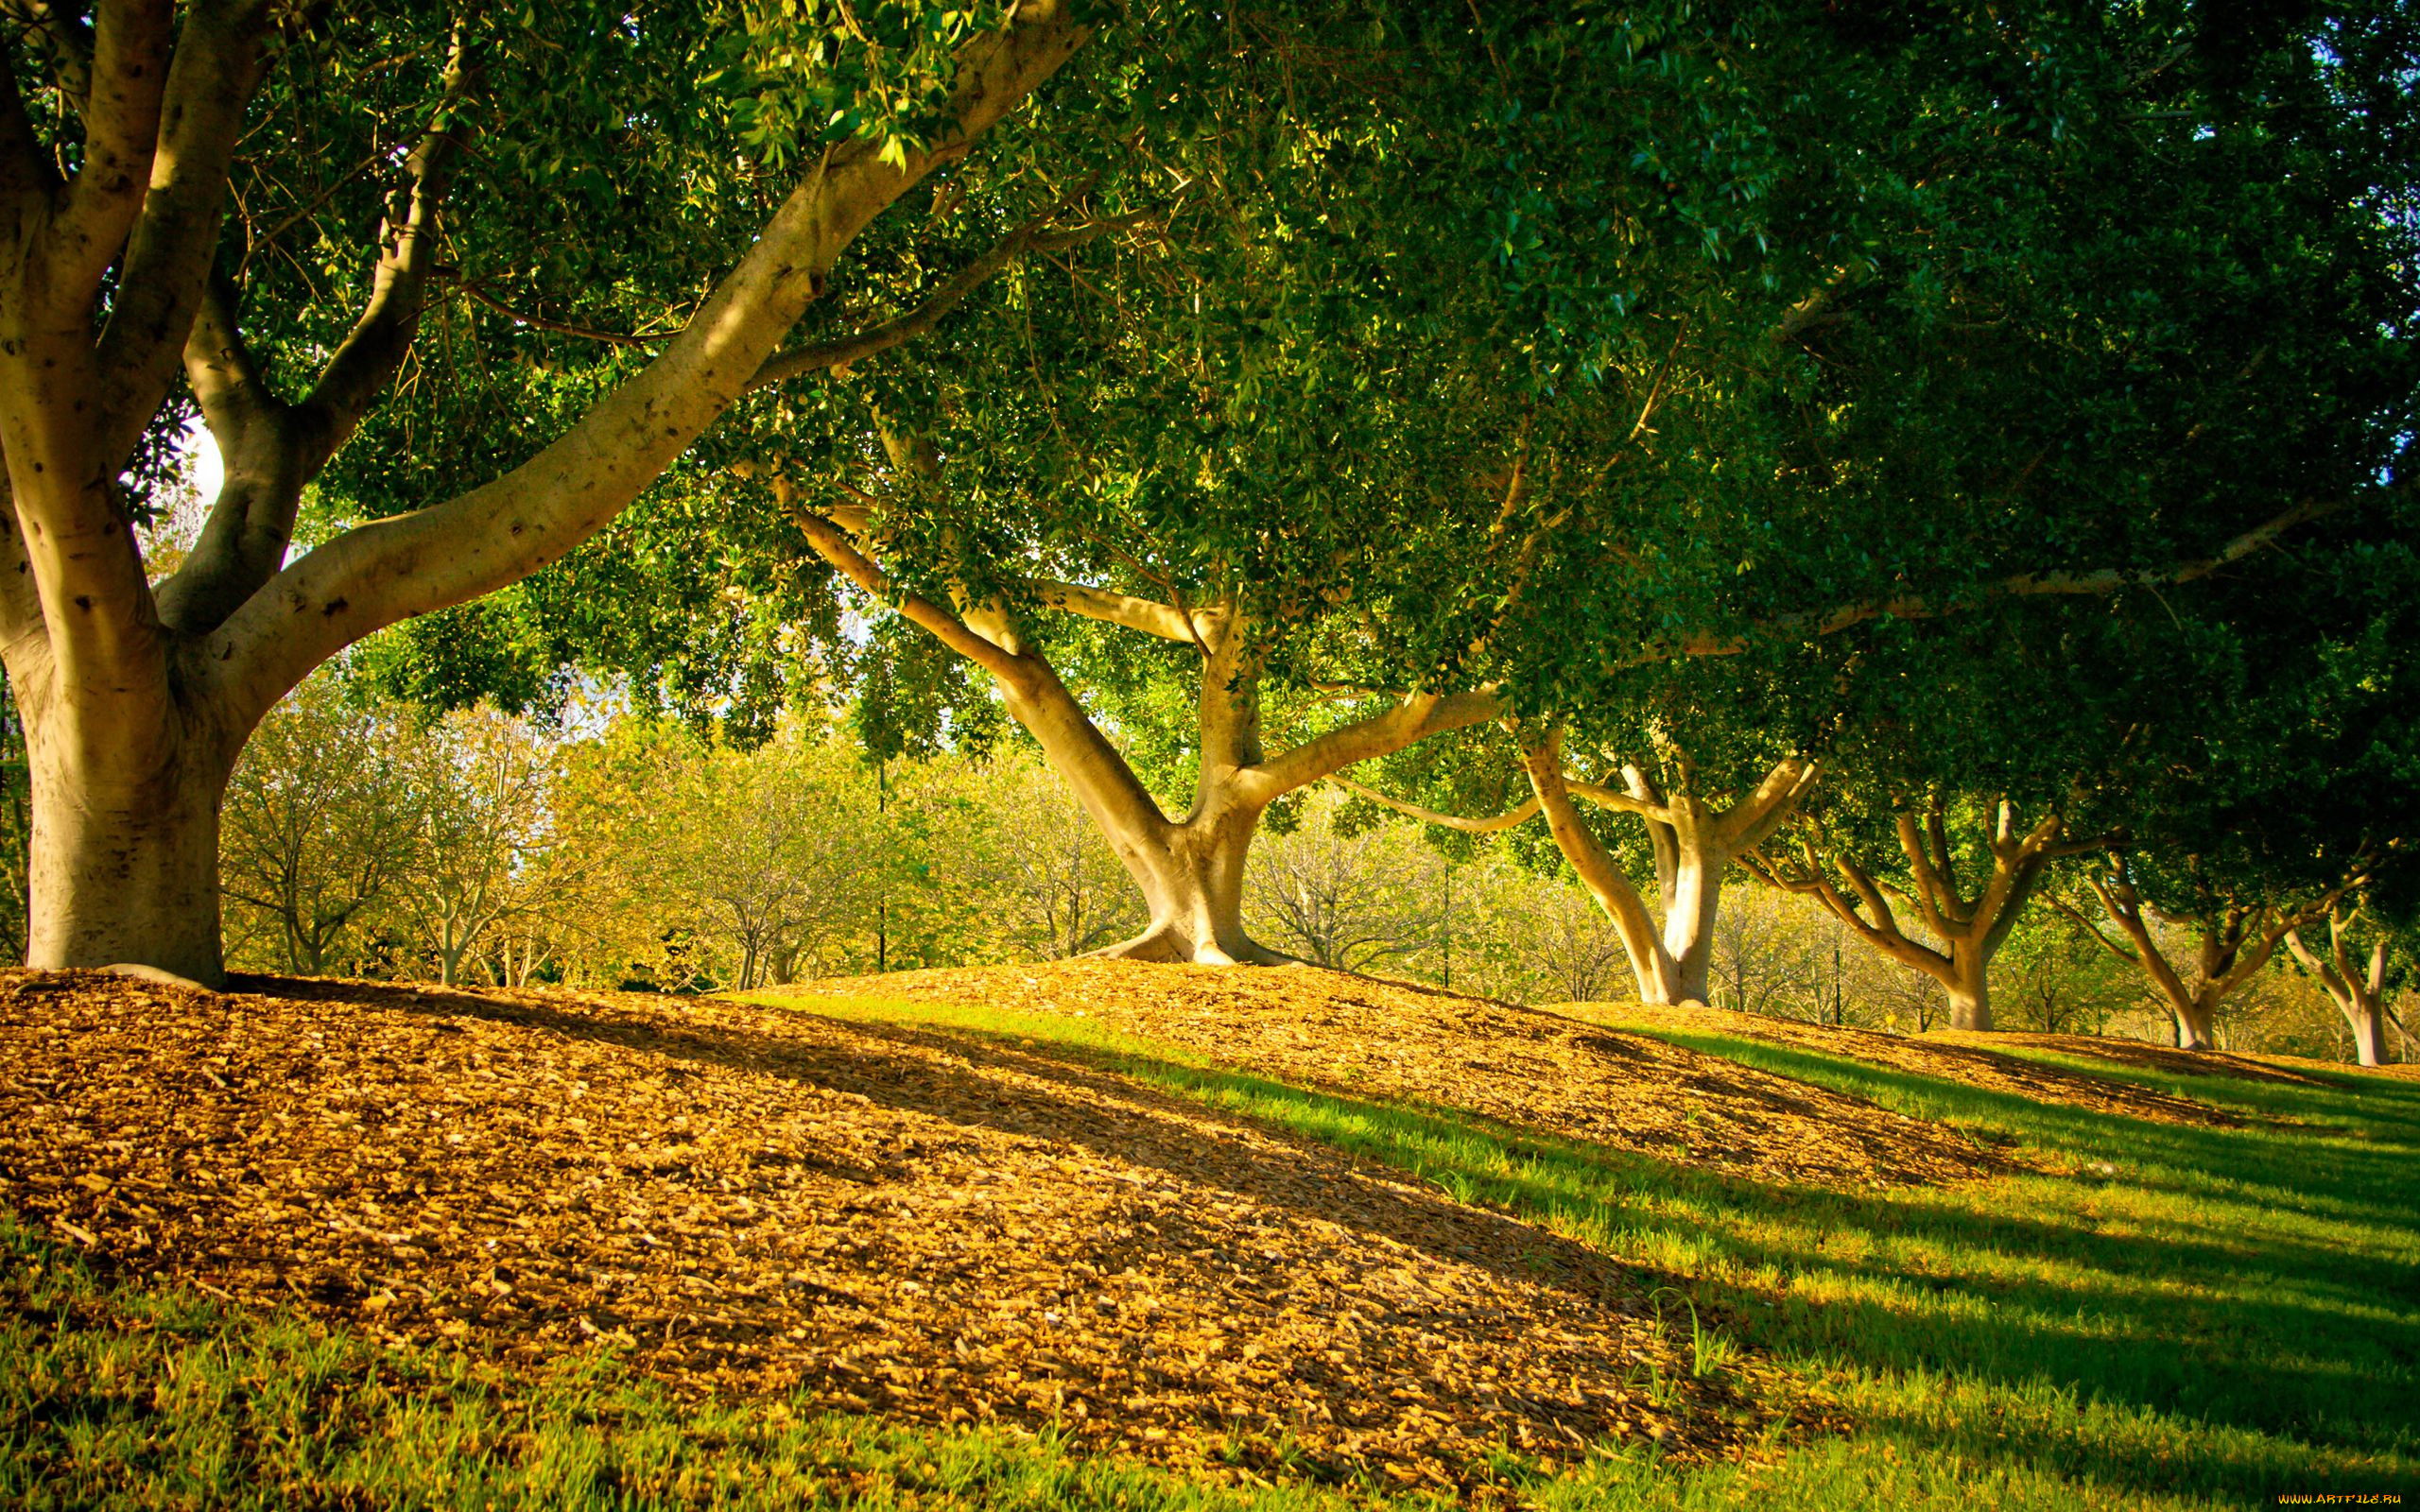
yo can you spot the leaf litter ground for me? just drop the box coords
[12,960,2241,1495]
[2,965,1826,1496]
[783,962,2024,1187]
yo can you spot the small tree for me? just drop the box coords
[1245,794,1443,973]
[395,704,562,986]
[218,675,423,974]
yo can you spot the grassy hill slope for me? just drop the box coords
[4,963,2413,1509]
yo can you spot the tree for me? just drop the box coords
[561,721,892,990]
[1745,794,2091,1033]
[2055,853,2366,1052]
[394,704,562,987]
[1245,792,1443,972]
[218,674,422,974]
[2285,904,2411,1068]
[963,753,1143,961]
[0,2,1090,983]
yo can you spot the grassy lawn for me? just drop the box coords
[8,988,2413,1510]
[742,993,2420,1510]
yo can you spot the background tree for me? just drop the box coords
[2285,902,2412,1068]
[393,703,562,987]
[1245,791,1444,973]
[961,753,1144,961]
[219,673,423,975]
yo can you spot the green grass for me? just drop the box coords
[9,988,2416,1510]
[738,992,2420,1510]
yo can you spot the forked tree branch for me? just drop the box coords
[159,32,471,636]
[204,4,1093,735]
[93,2,274,466]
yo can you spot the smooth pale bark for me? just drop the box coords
[2060,872,2301,1051]
[2286,912,2400,1067]
[0,5,1089,982]
[794,507,1504,965]
[1751,797,2077,1032]
[1512,729,1815,1005]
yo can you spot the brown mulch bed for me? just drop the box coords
[0,969,1785,1494]
[782,960,2015,1190]
[1571,1005,2247,1127]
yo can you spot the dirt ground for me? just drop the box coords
[0,968,1807,1494]
[785,960,2016,1189]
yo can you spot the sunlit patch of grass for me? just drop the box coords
[745,989,2420,1510]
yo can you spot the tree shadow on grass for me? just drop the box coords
[250,977,1677,1331]
[252,978,2420,1504]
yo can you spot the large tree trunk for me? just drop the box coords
[1093,792,1281,965]
[1006,619,1287,966]
[1944,946,1992,1032]
[24,730,232,984]
[2347,1002,2390,1068]
[2170,992,2219,1052]
[1518,736,1816,1007]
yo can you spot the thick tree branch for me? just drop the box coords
[746,213,1144,391]
[204,4,1091,734]
[1715,755,1821,851]
[1325,774,1540,833]
[1616,495,2360,670]
[46,0,174,310]
[158,36,470,637]
[1032,576,1197,642]
[92,3,272,466]
[1249,684,1507,801]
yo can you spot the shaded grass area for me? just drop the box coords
[749,993,2420,1510]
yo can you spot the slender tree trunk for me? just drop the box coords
[1659,800,1725,1004]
